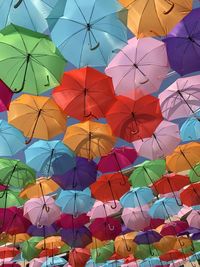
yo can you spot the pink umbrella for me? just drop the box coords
[169,259,189,267]
[105,37,169,100]
[121,263,138,267]
[97,146,137,173]
[159,75,200,121]
[0,80,13,112]
[132,121,180,160]
[187,210,200,228]
[29,258,46,267]
[87,200,122,219]
[121,205,151,231]
[23,196,61,226]
[178,206,192,219]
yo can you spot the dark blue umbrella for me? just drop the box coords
[164,8,200,75]
[27,224,58,237]
[52,157,97,190]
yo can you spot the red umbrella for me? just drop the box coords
[106,95,163,142]
[0,247,19,259]
[55,214,90,229]
[52,67,115,121]
[180,183,200,206]
[69,248,90,267]
[144,218,165,231]
[109,253,123,260]
[39,248,59,258]
[159,250,190,261]
[159,221,189,236]
[90,173,130,209]
[89,217,122,241]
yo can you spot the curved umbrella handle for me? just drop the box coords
[163,0,174,15]
[111,200,117,209]
[90,42,100,51]
[44,76,50,87]
[108,223,115,231]
[14,0,23,8]
[139,77,149,85]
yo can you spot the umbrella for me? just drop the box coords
[159,221,189,236]
[0,0,56,32]
[121,206,151,231]
[159,75,200,121]
[47,0,127,67]
[189,164,200,183]
[0,158,36,189]
[169,259,189,267]
[52,67,115,121]
[8,233,30,244]
[129,159,166,188]
[52,157,97,191]
[35,236,65,250]
[56,213,90,229]
[118,0,192,38]
[41,257,67,267]
[90,173,130,209]
[166,142,200,173]
[69,248,90,267]
[0,24,66,94]
[20,236,43,261]
[27,224,58,237]
[25,140,75,176]
[133,121,180,160]
[134,230,162,245]
[135,244,160,260]
[23,196,61,226]
[29,257,46,267]
[55,188,95,215]
[180,110,200,141]
[114,232,137,258]
[0,247,19,259]
[89,217,122,241]
[180,183,200,207]
[164,8,200,75]
[149,198,182,220]
[61,226,92,248]
[139,257,164,267]
[63,121,116,160]
[106,95,163,142]
[98,146,137,173]
[8,94,66,144]
[0,80,13,112]
[91,241,114,264]
[105,37,169,99]
[0,189,25,209]
[87,201,122,219]
[160,250,189,262]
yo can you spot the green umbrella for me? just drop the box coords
[183,241,200,254]
[189,164,200,183]
[134,244,161,260]
[59,243,70,254]
[21,236,43,261]
[0,158,36,189]
[0,189,25,208]
[129,159,166,188]
[91,241,114,263]
[0,24,66,94]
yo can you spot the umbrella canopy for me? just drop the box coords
[63,121,116,159]
[160,250,189,262]
[134,230,162,245]
[0,189,25,209]
[106,95,163,142]
[164,8,200,75]
[115,232,137,258]
[27,224,58,237]
[0,247,19,259]
[52,157,97,191]
[20,236,43,261]
[29,257,46,267]
[133,121,180,160]
[0,80,13,112]
[98,146,137,173]
[158,221,189,236]
[56,213,90,229]
[118,0,192,38]
[41,257,67,267]
[159,75,200,121]
[180,183,200,207]
[35,236,65,250]
[180,110,200,141]
[52,67,115,121]
[105,37,169,99]
[91,241,114,264]
[23,196,61,226]
[55,188,95,215]
[25,140,75,176]
[47,0,127,67]
[0,24,66,94]
[189,164,200,183]
[8,94,67,144]
[69,248,90,267]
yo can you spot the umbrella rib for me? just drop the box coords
[57,27,85,50]
[0,41,25,55]
[9,58,27,89]
[78,30,88,68]
[48,17,86,27]
[88,0,96,24]
[4,0,12,26]
[29,60,39,95]
[73,0,88,24]
[23,0,37,31]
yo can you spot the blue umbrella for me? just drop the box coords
[0,0,56,33]
[0,119,25,156]
[41,256,67,267]
[148,198,182,220]
[180,110,200,141]
[103,260,124,267]
[25,140,75,176]
[139,257,166,267]
[47,0,127,67]
[56,188,95,215]
[85,259,102,267]
[120,187,154,209]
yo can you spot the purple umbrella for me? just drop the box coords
[27,224,58,237]
[61,226,92,248]
[164,8,200,75]
[52,157,97,191]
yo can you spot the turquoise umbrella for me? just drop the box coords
[47,0,127,67]
[41,256,67,267]
[180,110,200,141]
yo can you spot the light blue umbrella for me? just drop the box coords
[148,197,182,220]
[56,187,95,215]
[180,111,200,141]
[120,187,154,208]
[41,256,67,267]
[47,0,127,67]
[189,251,200,262]
[25,140,75,176]
[85,259,102,267]
[0,119,25,156]
[103,260,125,267]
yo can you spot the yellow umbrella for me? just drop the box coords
[35,236,65,250]
[8,94,66,144]
[86,238,107,250]
[154,235,191,252]
[119,0,192,38]
[173,236,192,250]
[63,121,116,159]
[114,232,137,258]
[20,177,59,199]
[166,142,200,173]
[8,233,30,244]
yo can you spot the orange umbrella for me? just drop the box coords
[8,233,30,244]
[35,236,65,250]
[8,94,66,144]
[86,238,107,250]
[119,0,192,38]
[154,236,191,252]
[166,142,200,173]
[63,121,116,159]
[114,232,137,257]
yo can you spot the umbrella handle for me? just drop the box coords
[108,223,115,231]
[163,0,174,15]
[139,78,149,85]
[90,42,100,51]
[25,109,42,144]
[190,262,197,267]
[44,76,50,87]
[14,0,23,8]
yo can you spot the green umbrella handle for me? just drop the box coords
[14,0,23,8]
[163,0,174,15]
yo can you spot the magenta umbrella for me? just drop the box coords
[97,146,137,173]
[121,205,151,231]
[187,210,200,229]
[132,121,180,160]
[23,196,61,226]
[0,80,13,112]
[105,37,169,100]
[159,75,200,121]
[87,200,122,219]
[55,213,90,229]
